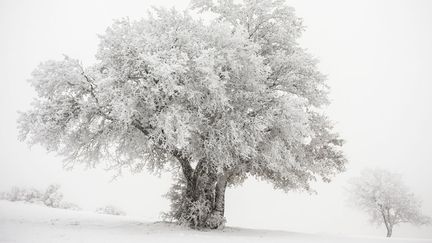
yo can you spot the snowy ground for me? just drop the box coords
[0,200,430,243]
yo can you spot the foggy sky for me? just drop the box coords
[0,0,431,238]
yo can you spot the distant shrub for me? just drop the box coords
[1,187,42,202]
[59,201,81,211]
[41,184,64,208]
[0,184,80,210]
[96,205,126,216]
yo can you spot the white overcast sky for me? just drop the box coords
[0,0,431,239]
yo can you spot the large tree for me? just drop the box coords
[348,169,430,237]
[18,0,346,229]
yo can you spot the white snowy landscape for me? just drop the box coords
[1,200,430,243]
[1,0,432,242]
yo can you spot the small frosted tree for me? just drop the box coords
[18,0,346,229]
[348,169,430,237]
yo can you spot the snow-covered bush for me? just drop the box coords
[41,184,63,208]
[96,205,126,216]
[0,184,80,210]
[58,201,81,211]
[1,187,43,203]
[163,177,189,222]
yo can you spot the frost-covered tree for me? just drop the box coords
[348,169,431,237]
[18,0,346,229]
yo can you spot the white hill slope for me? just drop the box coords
[0,200,430,243]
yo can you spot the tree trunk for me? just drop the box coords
[378,205,392,238]
[386,226,392,237]
[206,174,227,229]
[214,174,227,216]
[170,151,227,229]
[383,218,391,237]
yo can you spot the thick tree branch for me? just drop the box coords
[172,149,194,185]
